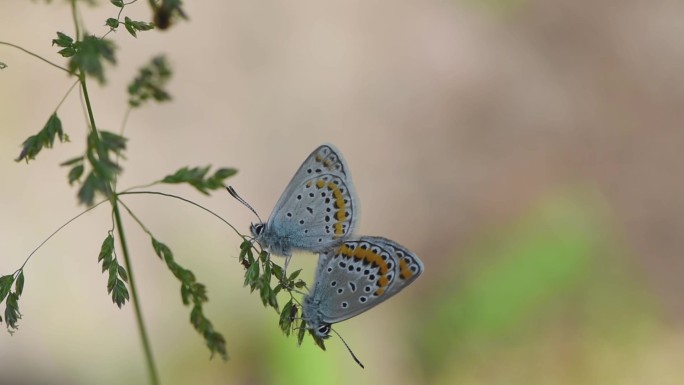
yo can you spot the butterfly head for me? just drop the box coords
[250,222,266,239]
[313,323,332,339]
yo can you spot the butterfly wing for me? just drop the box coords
[266,144,358,251]
[311,236,424,324]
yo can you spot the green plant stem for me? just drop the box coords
[80,74,159,385]
[113,200,160,385]
[71,0,80,40]
[79,74,100,138]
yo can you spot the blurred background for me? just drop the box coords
[1,0,683,384]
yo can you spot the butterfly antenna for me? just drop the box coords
[331,328,365,369]
[226,186,263,223]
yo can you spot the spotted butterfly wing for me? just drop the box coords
[258,144,358,255]
[306,236,423,324]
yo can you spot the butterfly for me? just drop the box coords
[239,144,359,264]
[302,236,424,340]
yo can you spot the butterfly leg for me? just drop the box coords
[283,254,292,280]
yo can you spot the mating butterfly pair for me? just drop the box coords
[236,145,424,359]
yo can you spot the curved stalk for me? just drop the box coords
[81,74,160,385]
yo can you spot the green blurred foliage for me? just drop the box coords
[415,188,660,384]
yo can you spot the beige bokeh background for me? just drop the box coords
[1,1,684,384]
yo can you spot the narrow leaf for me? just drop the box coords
[297,320,307,346]
[288,269,302,281]
[15,272,24,297]
[4,292,21,333]
[60,156,83,167]
[0,275,13,303]
[67,164,84,185]
[117,264,128,282]
[98,234,114,262]
[279,300,293,333]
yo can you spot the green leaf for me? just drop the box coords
[205,168,238,189]
[268,290,278,310]
[123,16,154,38]
[206,331,228,360]
[52,32,73,48]
[71,129,127,206]
[67,164,85,185]
[272,264,283,280]
[117,265,128,282]
[99,131,127,156]
[15,272,24,297]
[190,305,209,332]
[124,17,137,37]
[105,18,119,29]
[161,165,237,195]
[244,261,259,289]
[68,35,116,84]
[211,168,238,180]
[288,269,302,281]
[111,278,129,308]
[78,172,103,206]
[191,283,207,303]
[279,300,293,334]
[4,292,21,333]
[181,284,191,305]
[16,113,68,163]
[262,262,271,283]
[259,281,271,306]
[60,156,83,167]
[152,238,174,263]
[110,0,124,7]
[128,55,172,108]
[0,275,13,303]
[297,320,307,346]
[0,62,7,70]
[98,234,114,263]
[57,47,77,58]
[161,166,210,194]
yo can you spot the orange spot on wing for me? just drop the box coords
[399,258,413,280]
[378,276,389,287]
[333,223,344,237]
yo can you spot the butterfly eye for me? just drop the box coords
[251,223,265,236]
[317,324,331,337]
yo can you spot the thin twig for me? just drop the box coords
[0,41,72,74]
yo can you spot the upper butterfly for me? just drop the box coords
[249,144,358,258]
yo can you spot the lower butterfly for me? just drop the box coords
[301,236,424,366]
